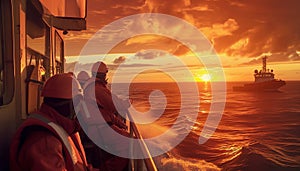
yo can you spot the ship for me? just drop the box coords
[0,1,158,170]
[233,56,286,91]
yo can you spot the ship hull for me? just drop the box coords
[233,80,286,91]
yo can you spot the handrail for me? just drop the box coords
[126,109,158,171]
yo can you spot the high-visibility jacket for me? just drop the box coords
[10,104,91,171]
[82,78,129,171]
[82,78,127,128]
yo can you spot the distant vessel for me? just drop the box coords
[233,56,286,91]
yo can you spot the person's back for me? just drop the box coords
[81,61,130,171]
[10,73,97,171]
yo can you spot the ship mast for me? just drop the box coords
[262,56,267,73]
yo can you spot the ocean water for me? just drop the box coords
[111,81,300,171]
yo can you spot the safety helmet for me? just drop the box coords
[41,73,82,99]
[77,71,90,83]
[91,61,108,74]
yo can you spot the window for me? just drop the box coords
[0,1,14,106]
[25,0,50,113]
[54,31,64,74]
[26,0,50,80]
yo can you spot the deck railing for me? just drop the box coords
[126,110,158,171]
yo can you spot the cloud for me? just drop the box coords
[173,44,191,56]
[200,19,239,41]
[135,50,167,59]
[125,35,164,46]
[241,51,300,66]
[64,0,300,68]
[113,56,126,64]
[187,5,213,12]
[143,0,191,13]
[211,0,300,60]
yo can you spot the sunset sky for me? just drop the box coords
[64,0,300,82]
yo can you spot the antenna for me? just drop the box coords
[262,56,267,72]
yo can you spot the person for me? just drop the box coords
[77,71,90,88]
[10,73,98,171]
[76,70,102,168]
[82,61,130,171]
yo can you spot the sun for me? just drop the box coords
[200,74,211,82]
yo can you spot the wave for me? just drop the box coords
[117,82,300,170]
[221,141,300,171]
[155,154,221,171]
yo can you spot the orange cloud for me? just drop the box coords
[200,18,239,41]
[113,56,126,64]
[65,0,300,67]
[173,44,191,56]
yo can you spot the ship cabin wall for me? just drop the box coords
[0,0,66,170]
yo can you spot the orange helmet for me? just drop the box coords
[77,71,90,83]
[91,61,108,74]
[41,73,82,99]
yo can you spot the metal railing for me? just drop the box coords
[126,110,158,171]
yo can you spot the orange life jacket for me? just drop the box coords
[10,113,89,171]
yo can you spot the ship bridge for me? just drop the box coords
[254,56,275,83]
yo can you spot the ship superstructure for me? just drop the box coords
[233,56,286,91]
